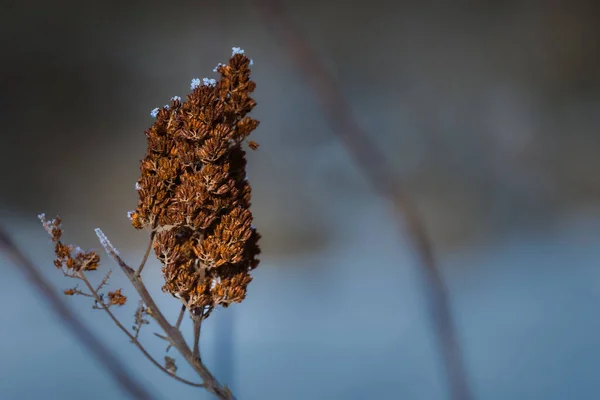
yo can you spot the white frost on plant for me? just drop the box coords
[135,181,142,190]
[38,213,61,236]
[95,228,119,256]
[150,107,159,118]
[249,58,253,66]
[190,78,201,89]
[211,276,222,290]
[127,211,135,220]
[213,63,225,72]
[232,47,244,56]
[171,95,181,102]
[164,104,170,110]
[203,78,216,87]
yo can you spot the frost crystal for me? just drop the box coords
[127,211,135,220]
[95,228,119,256]
[210,276,222,290]
[213,63,225,72]
[203,78,216,87]
[164,104,170,110]
[232,47,244,56]
[171,96,181,102]
[249,58,254,66]
[150,108,159,118]
[135,181,142,190]
[190,78,201,89]
[38,213,61,235]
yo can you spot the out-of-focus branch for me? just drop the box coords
[0,227,158,400]
[250,2,473,399]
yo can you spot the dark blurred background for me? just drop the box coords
[1,0,599,399]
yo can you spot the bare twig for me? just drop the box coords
[0,228,158,400]
[63,285,94,298]
[133,301,150,340]
[136,229,156,277]
[250,2,473,399]
[174,304,186,329]
[192,316,202,360]
[157,305,186,353]
[96,270,112,292]
[95,229,234,400]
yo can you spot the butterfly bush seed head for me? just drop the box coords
[131,49,261,317]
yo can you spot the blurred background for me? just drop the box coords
[1,0,599,399]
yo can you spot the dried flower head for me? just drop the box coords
[130,48,261,317]
[39,213,101,273]
[108,289,127,306]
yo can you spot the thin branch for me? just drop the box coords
[136,229,156,277]
[192,316,202,360]
[174,304,186,329]
[64,285,94,298]
[96,270,112,292]
[133,301,149,341]
[95,229,234,400]
[157,305,186,353]
[0,228,158,400]
[78,271,204,388]
[250,2,473,400]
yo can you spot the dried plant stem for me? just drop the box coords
[0,228,157,400]
[136,229,156,276]
[77,270,204,388]
[251,2,473,399]
[98,234,234,400]
[175,304,186,329]
[192,317,202,360]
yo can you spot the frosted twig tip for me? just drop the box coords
[95,228,119,256]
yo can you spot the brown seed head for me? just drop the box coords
[131,48,261,317]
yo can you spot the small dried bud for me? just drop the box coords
[164,356,177,374]
[107,289,127,306]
